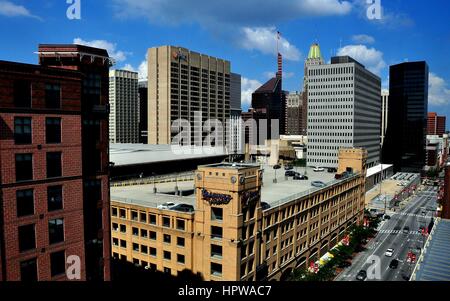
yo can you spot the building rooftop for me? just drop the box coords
[111,164,359,211]
[366,164,393,178]
[255,77,280,93]
[412,218,450,281]
[110,144,229,167]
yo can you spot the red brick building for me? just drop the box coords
[0,44,113,281]
[428,112,446,136]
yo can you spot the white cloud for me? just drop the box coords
[351,34,375,44]
[137,54,148,80]
[337,44,386,75]
[429,73,450,106]
[0,1,41,19]
[73,38,129,63]
[122,64,136,72]
[263,71,295,79]
[240,27,301,61]
[241,77,262,107]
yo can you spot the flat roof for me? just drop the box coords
[111,165,358,210]
[413,219,450,281]
[110,144,229,167]
[366,164,394,178]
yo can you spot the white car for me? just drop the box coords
[313,167,325,172]
[157,202,176,209]
[385,248,394,257]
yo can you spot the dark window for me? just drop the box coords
[120,240,126,248]
[46,118,61,144]
[211,207,223,221]
[18,224,36,252]
[50,250,65,277]
[177,237,185,247]
[162,216,170,228]
[45,84,61,109]
[120,225,126,233]
[211,226,223,239]
[14,117,32,144]
[150,248,157,256]
[176,219,185,231]
[149,214,156,225]
[20,258,38,282]
[16,189,34,217]
[47,186,63,211]
[132,227,139,236]
[14,80,31,108]
[133,243,139,252]
[163,251,171,260]
[164,267,171,274]
[140,229,148,238]
[112,207,118,216]
[177,254,185,264]
[15,153,33,182]
[49,218,64,244]
[150,231,157,240]
[163,234,171,244]
[211,262,222,276]
[131,211,138,221]
[141,245,148,254]
[140,212,147,223]
[46,152,62,178]
[211,244,223,258]
[119,209,126,219]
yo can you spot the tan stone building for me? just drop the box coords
[110,148,367,280]
[147,46,231,145]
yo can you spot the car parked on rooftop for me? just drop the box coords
[170,203,194,213]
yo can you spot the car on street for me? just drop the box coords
[313,167,325,172]
[311,181,326,188]
[383,214,391,220]
[403,226,410,234]
[170,203,194,213]
[385,248,394,257]
[273,164,281,170]
[389,259,399,269]
[157,202,176,209]
[356,270,367,281]
[285,170,296,177]
[294,174,308,180]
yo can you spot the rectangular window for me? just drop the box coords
[18,224,35,252]
[132,227,139,236]
[149,214,156,225]
[46,152,62,178]
[176,219,185,231]
[14,80,31,108]
[16,189,34,217]
[211,263,222,277]
[211,226,223,240]
[112,223,118,231]
[150,247,157,256]
[120,240,126,248]
[48,218,64,244]
[45,118,61,144]
[211,244,223,258]
[112,238,118,246]
[112,207,118,217]
[20,258,38,282]
[120,224,126,233]
[211,207,223,221]
[150,231,157,240]
[14,117,32,144]
[141,245,148,254]
[50,250,65,277]
[140,212,147,223]
[15,153,33,182]
[131,211,138,221]
[163,234,171,244]
[45,84,61,109]
[177,237,185,247]
[47,186,63,212]
[177,254,185,264]
[140,229,148,238]
[119,209,126,219]
[163,251,171,260]
[162,216,170,228]
[132,243,139,252]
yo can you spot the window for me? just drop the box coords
[18,224,35,252]
[211,226,223,240]
[150,231,157,240]
[14,80,31,108]
[45,84,61,109]
[133,258,139,265]
[162,216,170,228]
[112,207,118,217]
[163,251,171,260]
[211,263,222,277]
[177,237,185,247]
[163,234,171,244]
[131,211,138,221]
[120,240,126,248]
[119,209,126,219]
[46,152,62,178]
[112,223,118,231]
[140,229,148,238]
[150,248,157,256]
[47,186,63,212]
[211,244,222,258]
[176,219,185,231]
[164,267,171,274]
[211,207,223,221]
[15,153,33,182]
[140,212,147,223]
[120,224,126,233]
[177,254,185,264]
[112,238,118,246]
[132,227,139,236]
[46,118,61,144]
[14,117,32,144]
[133,243,139,252]
[20,258,38,282]
[16,189,34,217]
[48,218,64,244]
[149,214,156,225]
[50,250,65,277]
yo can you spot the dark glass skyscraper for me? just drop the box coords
[382,61,429,173]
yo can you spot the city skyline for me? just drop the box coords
[0,0,449,129]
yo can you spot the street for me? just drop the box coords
[335,185,439,281]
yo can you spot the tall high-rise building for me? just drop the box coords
[109,70,139,143]
[0,44,113,281]
[138,81,148,144]
[302,43,324,135]
[307,56,382,169]
[383,61,429,173]
[381,90,389,146]
[229,73,242,153]
[286,92,303,135]
[147,46,231,145]
[428,112,446,136]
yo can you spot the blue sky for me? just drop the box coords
[1,0,449,129]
